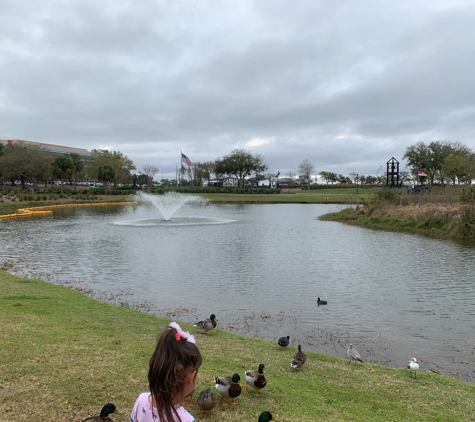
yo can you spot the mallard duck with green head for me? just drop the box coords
[259,411,277,421]
[196,388,218,417]
[193,314,217,334]
[245,363,267,395]
[81,403,116,422]
[214,373,242,406]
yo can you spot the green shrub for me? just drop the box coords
[460,186,475,204]
[145,186,280,195]
[459,204,475,238]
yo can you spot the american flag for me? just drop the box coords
[181,153,191,166]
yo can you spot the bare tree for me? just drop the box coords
[142,165,160,187]
[297,159,316,190]
[286,169,296,181]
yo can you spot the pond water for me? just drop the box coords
[1,198,474,382]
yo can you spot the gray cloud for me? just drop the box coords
[2,0,475,178]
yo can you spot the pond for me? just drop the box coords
[1,196,474,382]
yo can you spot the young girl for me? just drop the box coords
[130,322,202,422]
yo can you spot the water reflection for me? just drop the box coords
[1,202,475,382]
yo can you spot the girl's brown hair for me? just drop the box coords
[148,325,202,421]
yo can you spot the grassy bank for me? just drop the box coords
[0,192,132,216]
[197,187,373,204]
[0,188,371,217]
[319,187,475,242]
[1,271,474,421]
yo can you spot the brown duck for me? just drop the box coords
[196,388,218,417]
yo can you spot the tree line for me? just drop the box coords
[2,139,472,192]
[0,141,136,194]
[403,140,475,185]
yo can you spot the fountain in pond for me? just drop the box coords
[140,191,196,221]
[114,191,235,227]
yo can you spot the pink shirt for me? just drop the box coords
[130,393,196,422]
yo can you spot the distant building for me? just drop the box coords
[0,139,91,159]
[203,177,239,187]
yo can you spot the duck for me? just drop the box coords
[214,373,242,406]
[347,344,363,363]
[81,403,116,422]
[185,387,195,406]
[196,388,218,417]
[194,314,218,335]
[317,297,327,305]
[258,411,276,421]
[278,336,290,348]
[245,363,267,395]
[290,345,307,369]
[408,357,420,378]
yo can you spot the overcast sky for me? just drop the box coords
[2,0,475,179]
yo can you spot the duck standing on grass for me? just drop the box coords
[215,373,242,407]
[278,336,290,348]
[193,314,217,335]
[196,388,218,417]
[81,403,116,422]
[290,345,307,369]
[185,387,195,406]
[347,344,364,363]
[245,363,267,395]
[408,357,420,378]
[259,410,277,421]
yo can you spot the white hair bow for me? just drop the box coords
[168,322,196,344]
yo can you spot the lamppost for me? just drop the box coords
[356,173,359,194]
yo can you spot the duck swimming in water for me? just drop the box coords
[317,297,327,305]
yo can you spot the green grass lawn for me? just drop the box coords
[1,270,474,421]
[197,188,373,204]
[0,188,371,217]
